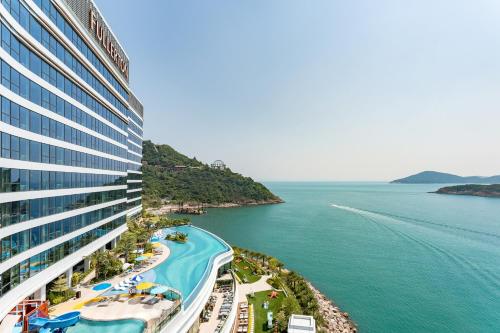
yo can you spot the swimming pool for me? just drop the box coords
[66,318,145,333]
[70,226,230,333]
[141,225,230,307]
[92,283,111,291]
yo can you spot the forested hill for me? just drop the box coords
[142,140,283,207]
[391,171,500,184]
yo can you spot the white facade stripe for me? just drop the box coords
[0,185,126,204]
[0,210,128,274]
[0,198,126,238]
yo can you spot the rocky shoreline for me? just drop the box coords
[147,199,283,215]
[307,282,357,333]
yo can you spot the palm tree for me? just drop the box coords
[116,231,137,263]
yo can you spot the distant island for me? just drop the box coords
[435,184,500,198]
[391,171,500,184]
[142,140,283,208]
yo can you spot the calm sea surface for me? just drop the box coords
[190,182,500,333]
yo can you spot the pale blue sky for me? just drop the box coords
[97,0,500,181]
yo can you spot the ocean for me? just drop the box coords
[190,182,500,333]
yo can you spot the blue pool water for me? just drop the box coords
[142,225,229,306]
[68,226,229,333]
[92,283,111,291]
[67,318,145,333]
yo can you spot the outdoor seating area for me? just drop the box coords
[199,277,236,333]
[236,303,250,333]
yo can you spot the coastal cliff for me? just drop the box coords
[435,184,500,198]
[142,140,283,207]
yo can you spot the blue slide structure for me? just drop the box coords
[29,311,81,333]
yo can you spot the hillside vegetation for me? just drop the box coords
[435,184,500,198]
[392,171,500,184]
[142,140,282,207]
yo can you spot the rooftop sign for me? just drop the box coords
[62,0,130,83]
[89,9,129,81]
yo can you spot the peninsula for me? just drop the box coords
[142,140,283,208]
[435,184,500,198]
[392,171,500,184]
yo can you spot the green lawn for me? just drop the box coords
[234,258,260,283]
[247,290,285,333]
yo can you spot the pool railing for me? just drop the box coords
[181,226,232,308]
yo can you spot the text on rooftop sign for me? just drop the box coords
[89,9,129,81]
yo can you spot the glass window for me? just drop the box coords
[41,144,50,163]
[29,81,41,105]
[10,103,19,127]
[30,170,41,190]
[30,112,41,134]
[19,138,29,161]
[29,141,41,162]
[19,106,28,130]
[29,52,41,76]
[1,97,10,123]
[2,133,10,158]
[29,15,42,42]
[41,116,49,137]
[20,169,28,191]
[1,60,10,87]
[19,75,29,98]
[41,171,49,190]
[10,136,19,160]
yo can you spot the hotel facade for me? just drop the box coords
[0,0,143,321]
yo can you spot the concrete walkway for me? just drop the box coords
[50,242,170,317]
[237,275,273,303]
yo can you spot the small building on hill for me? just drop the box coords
[210,160,226,170]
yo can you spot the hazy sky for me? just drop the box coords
[97,0,500,181]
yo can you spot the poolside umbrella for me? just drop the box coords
[143,253,153,258]
[136,282,154,290]
[135,256,147,262]
[132,275,144,282]
[150,285,169,295]
[152,243,161,248]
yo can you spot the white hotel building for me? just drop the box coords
[0,0,143,321]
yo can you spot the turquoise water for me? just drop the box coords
[67,318,145,333]
[190,182,500,333]
[142,225,229,306]
[92,283,111,291]
[69,226,228,333]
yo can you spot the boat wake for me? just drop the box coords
[330,204,500,240]
[331,203,500,292]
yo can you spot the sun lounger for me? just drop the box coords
[144,296,160,305]
[141,296,156,304]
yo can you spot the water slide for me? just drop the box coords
[29,311,80,332]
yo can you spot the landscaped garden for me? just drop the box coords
[233,246,327,333]
[247,290,285,332]
[233,257,261,283]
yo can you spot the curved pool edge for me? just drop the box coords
[159,225,234,333]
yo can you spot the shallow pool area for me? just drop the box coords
[92,283,111,291]
[66,318,145,333]
[142,225,229,306]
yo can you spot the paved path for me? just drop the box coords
[237,275,273,303]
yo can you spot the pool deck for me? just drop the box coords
[51,242,172,323]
